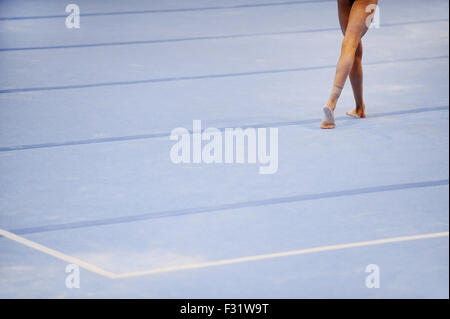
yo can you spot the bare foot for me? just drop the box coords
[346,108,366,118]
[321,105,335,129]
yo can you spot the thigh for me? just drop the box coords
[345,0,378,41]
[337,0,353,35]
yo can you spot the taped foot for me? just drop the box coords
[321,105,335,129]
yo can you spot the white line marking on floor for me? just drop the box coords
[0,229,116,279]
[115,231,449,278]
[1,229,448,279]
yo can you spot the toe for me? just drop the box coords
[321,122,335,129]
[346,109,359,118]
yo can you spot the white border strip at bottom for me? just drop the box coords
[1,229,448,279]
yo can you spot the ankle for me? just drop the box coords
[356,103,365,111]
[326,100,337,111]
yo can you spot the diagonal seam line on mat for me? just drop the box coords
[0,55,447,94]
[0,27,340,52]
[0,105,447,153]
[3,179,448,236]
[0,0,335,21]
[0,228,448,278]
[0,18,447,52]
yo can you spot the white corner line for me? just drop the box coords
[115,231,449,278]
[1,228,448,279]
[0,229,117,279]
